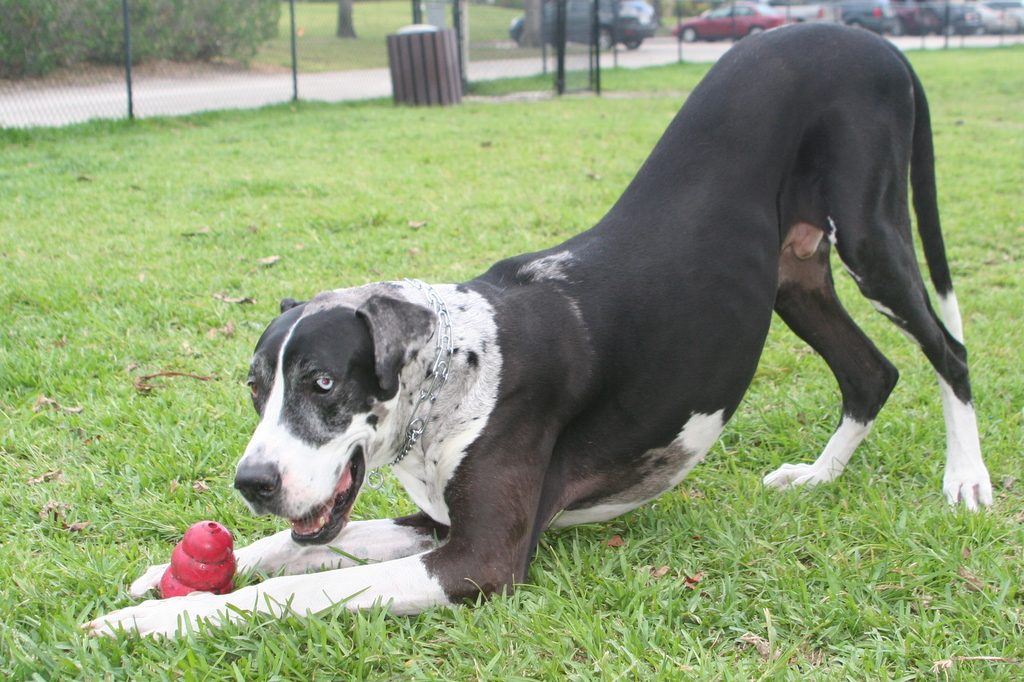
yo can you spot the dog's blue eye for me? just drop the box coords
[315,376,334,392]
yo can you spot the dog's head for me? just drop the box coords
[234,290,434,544]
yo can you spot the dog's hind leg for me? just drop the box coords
[763,228,899,490]
[817,113,991,508]
[830,219,991,509]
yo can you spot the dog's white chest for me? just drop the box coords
[393,435,474,525]
[392,285,502,526]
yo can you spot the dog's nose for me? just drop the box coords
[234,461,281,504]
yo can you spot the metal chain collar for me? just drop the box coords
[366,279,454,490]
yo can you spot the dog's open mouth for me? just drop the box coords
[289,446,365,545]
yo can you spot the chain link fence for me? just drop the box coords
[1,0,1021,128]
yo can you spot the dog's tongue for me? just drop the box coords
[289,462,354,536]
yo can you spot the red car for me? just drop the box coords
[674,2,788,41]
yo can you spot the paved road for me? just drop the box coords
[1,33,1020,128]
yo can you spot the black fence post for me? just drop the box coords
[412,0,423,24]
[675,0,683,63]
[452,0,466,91]
[611,0,619,68]
[592,0,601,95]
[289,0,298,101]
[555,0,566,94]
[121,0,133,120]
[944,1,950,49]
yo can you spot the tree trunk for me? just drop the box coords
[521,0,543,47]
[336,0,357,38]
[651,0,663,27]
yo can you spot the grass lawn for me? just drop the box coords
[1,47,1023,679]
[256,1,535,72]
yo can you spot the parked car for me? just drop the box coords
[983,0,1024,30]
[509,0,658,50]
[840,0,897,32]
[766,0,843,23]
[890,0,984,34]
[973,0,1020,30]
[673,2,788,42]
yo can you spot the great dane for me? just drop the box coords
[89,23,991,637]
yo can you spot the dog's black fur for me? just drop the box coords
[91,24,991,637]
[394,24,975,597]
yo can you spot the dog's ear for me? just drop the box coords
[356,295,435,397]
[279,297,306,313]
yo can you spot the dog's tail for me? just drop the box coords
[898,50,964,342]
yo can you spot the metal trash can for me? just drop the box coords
[387,25,462,107]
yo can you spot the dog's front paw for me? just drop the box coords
[85,593,224,638]
[763,462,832,490]
[943,463,993,511]
[129,563,169,598]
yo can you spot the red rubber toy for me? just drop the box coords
[159,520,236,598]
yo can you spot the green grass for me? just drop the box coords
[1,47,1023,679]
[256,1,532,72]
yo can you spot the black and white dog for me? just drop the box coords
[89,24,992,637]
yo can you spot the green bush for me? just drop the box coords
[0,0,280,79]
[0,1,63,78]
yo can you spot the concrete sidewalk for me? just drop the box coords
[1,34,1019,128]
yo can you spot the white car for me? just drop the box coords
[973,1,1021,31]
[982,0,1024,31]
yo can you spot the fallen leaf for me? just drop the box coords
[213,293,255,305]
[133,371,213,393]
[192,480,210,493]
[684,571,705,589]
[54,336,68,348]
[738,633,774,661]
[1015,510,1024,524]
[28,470,64,485]
[1000,475,1016,490]
[125,362,140,373]
[931,656,1022,674]
[408,220,428,229]
[169,479,180,493]
[64,521,91,532]
[962,547,971,560]
[181,226,211,237]
[257,255,281,266]
[958,566,989,592]
[806,649,826,667]
[32,395,84,414]
[39,500,70,521]
[650,565,671,579]
[206,321,236,339]
[606,535,625,548]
